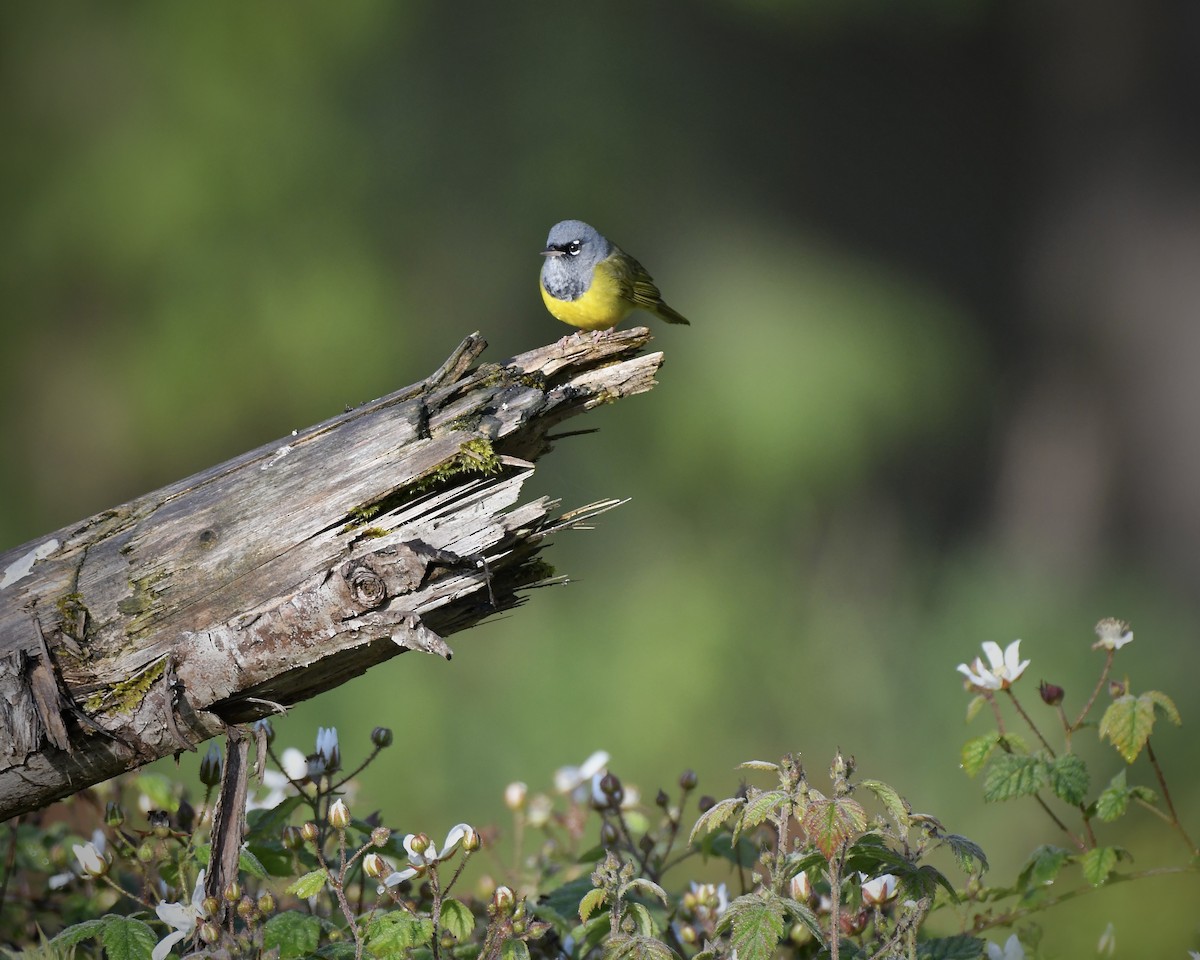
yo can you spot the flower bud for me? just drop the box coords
[679,924,697,945]
[300,821,320,843]
[371,826,391,847]
[223,881,242,903]
[136,842,155,863]
[200,743,224,786]
[504,781,528,811]
[789,871,812,902]
[492,885,515,916]
[200,922,221,944]
[257,893,275,915]
[1109,679,1127,698]
[698,796,715,813]
[1039,680,1064,706]
[148,809,171,837]
[600,822,619,846]
[655,789,669,808]
[202,896,221,916]
[678,769,698,791]
[462,826,482,853]
[789,923,813,946]
[328,798,351,830]
[363,853,387,879]
[236,896,255,919]
[526,794,552,828]
[281,825,304,850]
[72,842,108,878]
[600,773,621,797]
[371,726,394,748]
[408,833,430,855]
[477,874,497,900]
[105,801,125,827]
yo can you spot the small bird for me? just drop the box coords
[539,220,690,332]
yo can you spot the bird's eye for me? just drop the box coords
[567,240,582,256]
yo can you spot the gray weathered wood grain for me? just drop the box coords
[0,329,663,821]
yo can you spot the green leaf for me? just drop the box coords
[287,868,328,899]
[702,831,757,868]
[917,933,987,958]
[982,754,1047,802]
[1145,690,1181,725]
[739,760,780,772]
[742,789,789,829]
[439,898,475,941]
[1099,695,1155,763]
[780,897,823,942]
[858,779,910,838]
[367,913,434,953]
[1019,844,1072,889]
[965,695,987,723]
[246,794,306,839]
[941,834,989,875]
[502,938,531,960]
[726,894,785,960]
[688,797,745,846]
[100,916,156,960]
[132,773,178,813]
[1081,846,1122,887]
[538,876,596,928]
[237,846,269,880]
[624,902,655,938]
[801,796,866,859]
[51,919,106,948]
[579,888,607,923]
[960,736,998,778]
[603,934,674,960]
[245,839,296,877]
[263,911,322,960]
[1095,770,1129,822]
[622,878,669,907]
[1047,754,1089,806]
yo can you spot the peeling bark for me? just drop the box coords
[0,329,664,822]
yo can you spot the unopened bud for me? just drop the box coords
[236,896,255,919]
[655,789,669,808]
[371,826,391,847]
[136,842,155,863]
[698,795,715,812]
[148,810,171,838]
[526,794,552,828]
[371,726,394,748]
[409,833,430,855]
[600,822,619,846]
[223,881,242,903]
[105,801,125,827]
[202,896,220,916]
[678,769,698,791]
[679,924,697,945]
[300,821,320,843]
[257,893,275,915]
[199,743,224,786]
[789,923,813,946]
[1039,680,1064,706]
[200,922,221,944]
[328,798,351,830]
[363,853,387,879]
[1109,679,1127,698]
[504,781,528,811]
[282,825,304,850]
[462,826,481,852]
[492,885,515,915]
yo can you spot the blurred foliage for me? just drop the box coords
[2,2,1198,954]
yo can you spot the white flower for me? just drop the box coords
[1093,618,1133,651]
[958,640,1030,691]
[383,823,475,887]
[526,793,553,828]
[859,872,898,905]
[554,751,609,797]
[504,781,528,811]
[311,727,340,776]
[986,934,1024,960]
[153,870,206,960]
[788,871,812,901]
[72,841,107,877]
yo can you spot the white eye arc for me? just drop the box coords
[567,240,582,256]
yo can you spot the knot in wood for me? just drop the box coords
[345,564,388,608]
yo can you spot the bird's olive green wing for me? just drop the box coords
[609,246,690,325]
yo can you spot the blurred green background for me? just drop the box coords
[3,1,1198,953]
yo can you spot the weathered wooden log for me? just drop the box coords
[0,329,664,822]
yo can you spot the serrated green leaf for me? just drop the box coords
[623,878,669,906]
[604,934,674,960]
[911,864,960,903]
[367,913,434,953]
[1099,695,1155,763]
[246,794,306,840]
[982,754,1047,802]
[780,897,823,942]
[245,839,296,877]
[997,733,1029,754]
[688,797,744,846]
[942,834,989,875]
[1130,784,1158,803]
[858,779,910,838]
[1047,754,1089,806]
[742,789,788,829]
[625,902,655,938]
[502,938,531,960]
[440,899,475,941]
[100,916,156,960]
[917,933,987,958]
[264,911,322,960]
[801,796,866,859]
[1019,844,1072,889]
[237,847,269,880]
[1081,846,1120,886]
[579,888,607,923]
[960,736,998,779]
[1095,770,1129,822]
[1144,690,1181,725]
[287,868,328,899]
[727,895,785,960]
[538,876,597,928]
[51,919,106,949]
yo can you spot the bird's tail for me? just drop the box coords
[654,301,690,325]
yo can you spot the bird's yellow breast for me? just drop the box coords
[540,256,633,331]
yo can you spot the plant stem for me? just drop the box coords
[1145,739,1199,855]
[1004,689,1056,757]
[1070,649,1113,732]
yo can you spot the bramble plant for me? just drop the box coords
[0,618,1195,960]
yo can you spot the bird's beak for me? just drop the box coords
[541,247,564,258]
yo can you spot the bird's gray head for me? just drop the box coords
[540,220,611,300]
